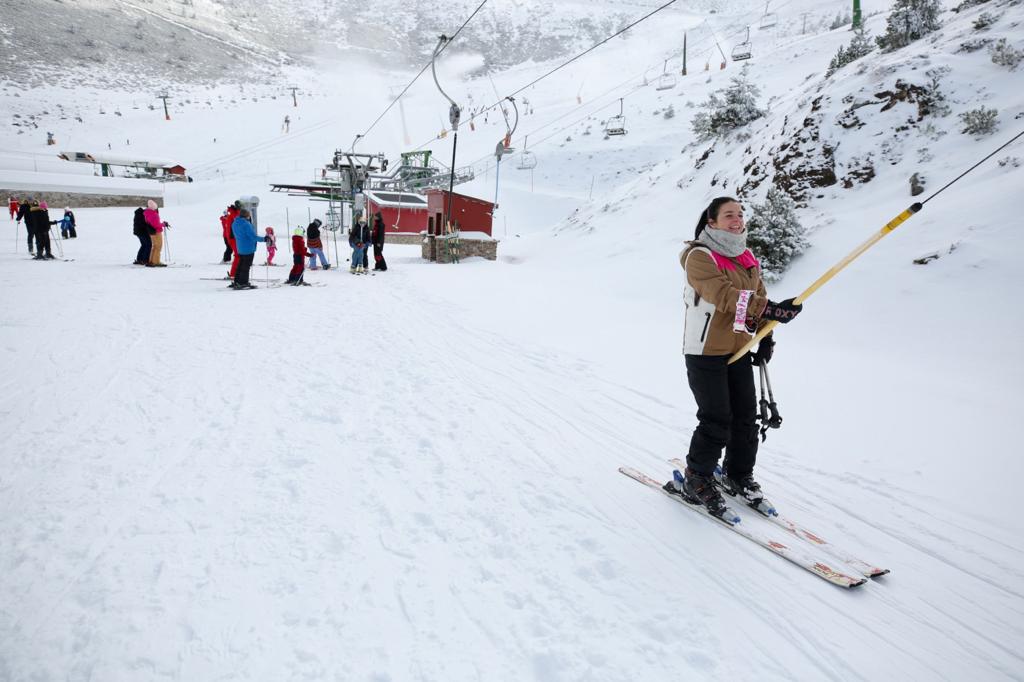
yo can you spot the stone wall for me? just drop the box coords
[1,190,163,209]
[385,232,425,245]
[422,234,498,262]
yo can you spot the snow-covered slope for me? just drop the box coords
[2,0,1024,680]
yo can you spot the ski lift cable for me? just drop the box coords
[447,17,751,161]
[413,0,794,158]
[439,17,752,168]
[411,3,742,154]
[191,0,488,173]
[413,0,684,150]
[922,128,1024,205]
[196,0,782,174]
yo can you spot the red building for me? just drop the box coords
[364,191,429,234]
[425,189,494,237]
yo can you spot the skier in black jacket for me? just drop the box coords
[132,207,151,265]
[16,200,34,253]
[372,212,388,271]
[28,201,53,260]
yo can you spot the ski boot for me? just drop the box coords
[716,467,777,517]
[664,469,739,524]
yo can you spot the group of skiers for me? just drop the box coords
[214,205,389,288]
[11,195,77,260]
[217,200,267,289]
[211,202,388,289]
[348,212,388,275]
[131,199,169,267]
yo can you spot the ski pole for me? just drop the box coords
[163,224,171,263]
[763,364,782,429]
[729,127,1024,364]
[50,226,64,259]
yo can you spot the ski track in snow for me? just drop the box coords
[1,239,1023,680]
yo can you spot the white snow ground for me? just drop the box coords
[2,1,1024,680]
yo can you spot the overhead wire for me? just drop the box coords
[412,0,787,159]
[452,0,831,171]
[193,0,803,176]
[416,9,763,169]
[191,0,489,174]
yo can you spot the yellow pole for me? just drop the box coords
[728,202,922,364]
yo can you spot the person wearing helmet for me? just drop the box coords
[287,226,309,285]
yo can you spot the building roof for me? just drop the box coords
[425,188,495,208]
[58,151,183,169]
[365,191,429,208]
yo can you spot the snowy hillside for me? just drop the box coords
[2,0,1024,680]
[1,0,646,87]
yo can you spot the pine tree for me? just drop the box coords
[691,66,765,141]
[746,187,807,281]
[828,27,874,76]
[876,0,942,52]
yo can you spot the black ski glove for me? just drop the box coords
[751,334,775,366]
[762,298,802,324]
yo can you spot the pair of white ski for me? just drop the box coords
[620,459,889,588]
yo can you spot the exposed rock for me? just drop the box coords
[910,172,927,196]
[842,156,877,188]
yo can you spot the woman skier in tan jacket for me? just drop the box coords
[664,196,803,521]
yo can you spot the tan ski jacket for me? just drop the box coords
[681,244,768,356]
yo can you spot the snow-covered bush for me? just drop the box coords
[830,12,852,29]
[989,38,1023,69]
[973,12,998,30]
[691,67,765,141]
[746,187,808,281]
[959,107,999,136]
[958,38,990,52]
[827,27,874,76]
[923,67,952,117]
[663,105,675,120]
[952,0,991,11]
[876,0,942,52]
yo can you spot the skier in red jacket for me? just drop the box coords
[287,227,309,285]
[222,202,241,276]
[8,196,18,220]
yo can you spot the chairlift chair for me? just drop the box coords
[517,152,537,170]
[656,60,677,90]
[605,98,627,137]
[731,43,752,61]
[731,27,753,62]
[760,12,777,29]
[517,135,538,170]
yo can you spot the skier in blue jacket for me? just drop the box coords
[230,208,265,289]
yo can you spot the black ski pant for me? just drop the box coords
[34,225,52,257]
[25,223,36,252]
[235,253,255,285]
[684,354,758,479]
[373,243,387,271]
[136,233,152,263]
[223,237,232,262]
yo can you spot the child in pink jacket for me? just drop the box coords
[264,226,277,265]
